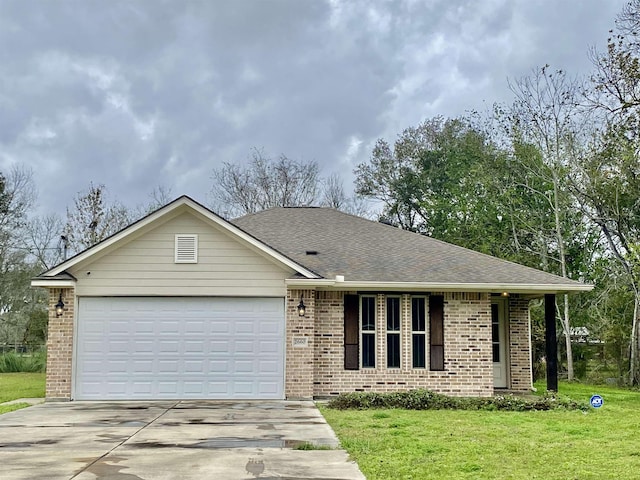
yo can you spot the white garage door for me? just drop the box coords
[75,297,285,400]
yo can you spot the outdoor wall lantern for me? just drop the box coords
[55,293,65,317]
[297,296,306,317]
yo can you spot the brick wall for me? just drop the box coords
[508,296,533,391]
[45,287,74,401]
[285,288,316,399]
[310,291,495,398]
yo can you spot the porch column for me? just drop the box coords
[544,294,558,392]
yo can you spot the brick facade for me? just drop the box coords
[45,287,74,401]
[43,286,533,401]
[309,291,497,398]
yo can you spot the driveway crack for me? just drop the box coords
[69,401,180,479]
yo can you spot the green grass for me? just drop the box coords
[0,372,46,403]
[319,382,640,479]
[0,403,31,415]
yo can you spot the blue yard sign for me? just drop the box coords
[590,394,604,408]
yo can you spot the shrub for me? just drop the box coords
[325,389,588,412]
[0,351,46,373]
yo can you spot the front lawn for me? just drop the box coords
[0,372,45,415]
[319,382,640,479]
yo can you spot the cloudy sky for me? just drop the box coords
[0,0,628,216]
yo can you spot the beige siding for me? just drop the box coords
[70,212,292,296]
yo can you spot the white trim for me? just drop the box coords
[31,279,76,288]
[38,196,319,280]
[285,279,593,294]
[385,295,401,369]
[410,295,427,369]
[360,295,377,369]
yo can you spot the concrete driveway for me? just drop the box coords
[0,400,365,480]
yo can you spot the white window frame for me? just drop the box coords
[386,295,401,369]
[411,296,427,369]
[360,295,377,369]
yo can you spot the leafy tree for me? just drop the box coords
[572,125,640,384]
[579,1,640,384]
[355,117,513,254]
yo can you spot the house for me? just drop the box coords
[32,196,591,401]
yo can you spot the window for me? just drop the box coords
[175,234,198,263]
[491,303,500,363]
[411,297,426,368]
[361,296,376,368]
[386,297,401,368]
[429,295,445,370]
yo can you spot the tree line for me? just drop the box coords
[2,1,640,384]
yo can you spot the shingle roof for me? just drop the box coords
[232,207,586,289]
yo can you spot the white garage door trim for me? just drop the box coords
[74,297,285,400]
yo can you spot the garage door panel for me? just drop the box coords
[184,340,205,353]
[158,382,179,395]
[132,359,153,371]
[211,341,230,354]
[184,360,205,373]
[258,382,280,395]
[75,297,284,400]
[211,323,231,334]
[210,361,228,372]
[134,321,155,334]
[259,360,279,374]
[132,382,152,395]
[209,381,230,395]
[135,341,154,353]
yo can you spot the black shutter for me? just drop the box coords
[344,294,359,370]
[429,295,445,370]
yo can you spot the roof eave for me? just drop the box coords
[285,278,593,294]
[31,273,77,288]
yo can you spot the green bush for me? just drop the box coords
[326,389,587,412]
[0,351,46,373]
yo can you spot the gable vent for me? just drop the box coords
[175,234,198,263]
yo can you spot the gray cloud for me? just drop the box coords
[0,0,627,216]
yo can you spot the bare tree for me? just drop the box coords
[23,214,64,270]
[0,165,44,348]
[210,149,320,217]
[63,183,131,254]
[0,165,35,236]
[321,173,348,209]
[129,185,175,219]
[503,66,591,381]
[147,185,174,211]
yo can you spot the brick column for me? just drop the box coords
[509,296,533,392]
[285,289,315,399]
[46,287,75,401]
